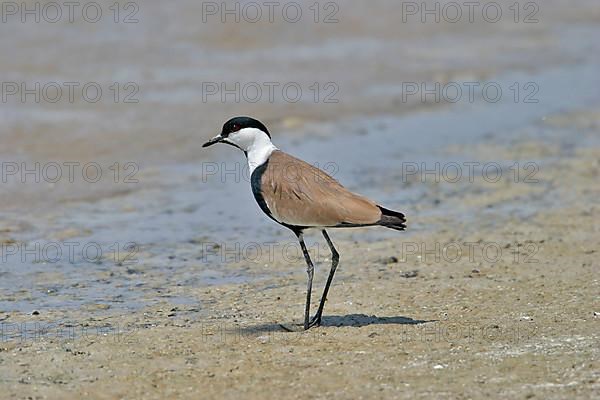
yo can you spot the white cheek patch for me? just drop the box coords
[230,129,257,149]
[221,127,277,174]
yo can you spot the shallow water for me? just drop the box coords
[1,4,600,314]
[3,51,600,313]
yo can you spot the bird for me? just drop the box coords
[203,116,406,330]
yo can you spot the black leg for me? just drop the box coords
[296,231,314,330]
[310,230,340,327]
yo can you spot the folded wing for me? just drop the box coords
[257,151,382,228]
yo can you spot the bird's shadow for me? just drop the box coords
[320,314,434,328]
[239,314,435,334]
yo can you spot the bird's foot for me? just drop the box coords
[279,322,304,332]
[308,314,322,329]
[279,314,322,332]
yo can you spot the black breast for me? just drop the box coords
[250,160,277,223]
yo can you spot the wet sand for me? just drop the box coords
[1,103,599,398]
[1,0,600,399]
[1,120,599,398]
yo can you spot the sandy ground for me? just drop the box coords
[1,108,598,399]
[1,1,600,399]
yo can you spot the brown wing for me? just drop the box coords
[258,151,382,227]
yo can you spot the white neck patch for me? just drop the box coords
[224,127,277,174]
[247,135,277,174]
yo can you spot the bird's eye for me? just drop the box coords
[232,124,240,132]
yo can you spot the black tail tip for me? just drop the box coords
[378,206,407,231]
